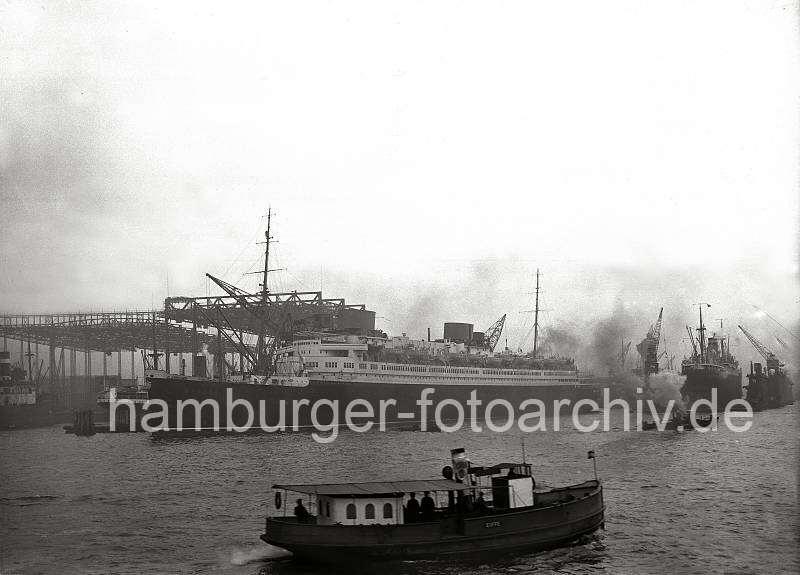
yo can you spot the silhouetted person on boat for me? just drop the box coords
[475,492,487,512]
[294,499,310,523]
[456,492,473,513]
[421,491,436,520]
[406,492,420,522]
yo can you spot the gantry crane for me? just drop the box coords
[483,314,507,352]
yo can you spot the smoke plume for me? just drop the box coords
[646,372,687,415]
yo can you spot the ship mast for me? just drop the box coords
[261,207,272,300]
[255,208,275,374]
[696,303,710,363]
[532,269,540,360]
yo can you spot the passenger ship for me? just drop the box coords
[145,330,599,432]
[142,213,599,432]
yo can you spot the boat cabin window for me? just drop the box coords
[365,503,375,519]
[326,501,330,516]
[346,503,356,519]
[383,503,393,518]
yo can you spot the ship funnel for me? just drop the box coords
[451,447,469,482]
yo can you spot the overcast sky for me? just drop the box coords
[1,1,798,362]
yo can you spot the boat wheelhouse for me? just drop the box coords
[261,450,605,563]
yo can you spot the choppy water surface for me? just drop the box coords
[1,407,798,574]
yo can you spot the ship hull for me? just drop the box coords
[681,365,742,408]
[0,400,73,430]
[745,372,795,412]
[141,376,602,432]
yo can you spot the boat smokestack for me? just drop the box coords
[451,447,469,482]
[428,327,431,342]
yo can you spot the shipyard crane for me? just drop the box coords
[738,325,784,372]
[483,314,507,352]
[636,307,663,378]
[775,335,790,351]
[651,308,663,347]
[204,273,295,375]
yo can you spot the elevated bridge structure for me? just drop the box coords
[1,289,375,409]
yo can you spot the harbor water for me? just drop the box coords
[1,406,797,575]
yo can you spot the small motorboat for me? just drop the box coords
[642,412,715,431]
[261,448,605,563]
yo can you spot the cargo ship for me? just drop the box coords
[0,350,69,429]
[680,305,741,408]
[142,214,600,432]
[738,324,794,411]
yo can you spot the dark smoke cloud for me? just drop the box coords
[539,326,581,359]
[579,300,640,375]
[312,260,798,381]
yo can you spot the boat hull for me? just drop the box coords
[262,481,604,563]
[681,364,742,408]
[143,376,602,432]
[745,372,795,411]
[0,401,73,430]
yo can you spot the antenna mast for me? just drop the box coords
[254,208,276,374]
[532,269,541,360]
[261,207,272,300]
[695,303,710,363]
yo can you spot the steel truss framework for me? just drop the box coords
[0,312,225,354]
[0,286,371,384]
[165,289,367,334]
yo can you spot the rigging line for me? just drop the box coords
[519,322,536,352]
[188,218,265,296]
[286,270,311,293]
[513,314,531,351]
[219,215,271,281]
[271,247,286,293]
[235,256,264,287]
[750,303,800,342]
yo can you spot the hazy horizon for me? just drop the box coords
[2,0,798,368]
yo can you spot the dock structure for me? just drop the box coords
[0,287,375,410]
